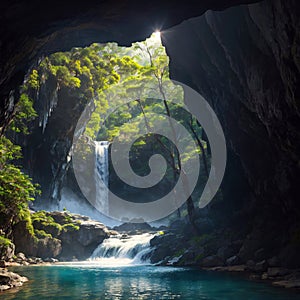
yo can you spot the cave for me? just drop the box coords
[0,0,300,297]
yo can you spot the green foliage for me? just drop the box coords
[31,211,81,237]
[9,93,37,134]
[27,69,40,90]
[62,223,80,232]
[31,211,62,234]
[0,235,12,246]
[0,136,40,235]
[34,229,52,239]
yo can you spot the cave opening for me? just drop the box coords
[1,0,300,296]
[11,31,215,227]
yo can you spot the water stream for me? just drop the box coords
[89,233,155,266]
[95,141,109,215]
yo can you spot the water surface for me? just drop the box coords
[3,265,300,300]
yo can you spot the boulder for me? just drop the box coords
[226,255,240,266]
[0,268,28,291]
[268,256,280,267]
[217,245,237,261]
[13,221,62,259]
[201,255,224,267]
[254,260,268,272]
[113,222,154,234]
[0,241,15,261]
[254,248,266,261]
[59,218,110,260]
[267,267,290,277]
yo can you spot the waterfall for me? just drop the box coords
[95,141,109,215]
[89,233,155,266]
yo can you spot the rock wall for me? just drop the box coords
[160,0,300,263]
[162,0,300,221]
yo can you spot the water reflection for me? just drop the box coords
[2,266,300,300]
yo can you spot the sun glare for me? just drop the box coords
[153,30,161,41]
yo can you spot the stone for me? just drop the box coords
[0,242,15,261]
[44,258,59,263]
[267,256,280,267]
[254,248,266,261]
[254,260,268,272]
[201,255,224,268]
[217,244,238,261]
[272,280,300,289]
[0,260,6,268]
[246,260,256,271]
[113,223,154,234]
[226,255,240,266]
[58,215,110,260]
[267,267,290,277]
[0,268,28,291]
[16,252,26,261]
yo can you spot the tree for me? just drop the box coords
[0,136,40,237]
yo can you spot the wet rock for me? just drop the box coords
[0,268,28,291]
[272,280,300,289]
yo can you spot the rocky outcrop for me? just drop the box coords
[0,242,14,261]
[13,220,62,259]
[12,211,110,260]
[58,214,110,260]
[0,268,28,291]
[113,222,155,235]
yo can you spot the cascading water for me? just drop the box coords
[95,141,109,215]
[89,233,155,266]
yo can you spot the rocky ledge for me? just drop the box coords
[0,268,28,292]
[148,219,300,291]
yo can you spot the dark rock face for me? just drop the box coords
[162,0,300,260]
[20,82,88,204]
